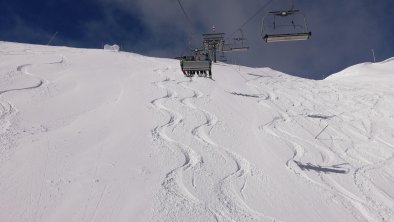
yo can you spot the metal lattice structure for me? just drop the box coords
[202,31,225,63]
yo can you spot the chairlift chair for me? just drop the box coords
[261,9,311,43]
[222,43,233,52]
[230,29,250,51]
[231,40,249,51]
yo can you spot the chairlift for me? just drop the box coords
[230,29,249,51]
[222,43,233,52]
[261,9,311,43]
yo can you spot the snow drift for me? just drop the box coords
[0,42,393,222]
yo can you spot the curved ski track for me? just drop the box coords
[150,67,278,222]
[246,71,394,221]
[1,64,44,95]
[0,63,49,165]
[150,69,217,222]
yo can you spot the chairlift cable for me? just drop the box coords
[176,0,198,50]
[176,0,193,29]
[229,0,276,36]
[289,0,295,10]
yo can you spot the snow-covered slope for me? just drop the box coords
[1,42,393,222]
[326,58,394,84]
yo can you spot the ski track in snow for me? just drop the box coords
[150,66,278,222]
[0,99,16,162]
[149,63,394,221]
[177,77,278,222]
[150,68,215,221]
[0,65,42,94]
[1,43,394,222]
[247,70,394,221]
[0,50,71,221]
[0,62,50,165]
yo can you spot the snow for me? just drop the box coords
[1,41,393,222]
[326,59,394,83]
[103,44,120,52]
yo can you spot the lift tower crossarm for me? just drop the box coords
[203,32,225,63]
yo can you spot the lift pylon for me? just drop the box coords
[202,26,226,63]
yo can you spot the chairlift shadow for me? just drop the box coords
[247,73,271,78]
[228,91,268,98]
[294,161,350,174]
[307,114,336,120]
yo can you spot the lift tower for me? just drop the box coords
[202,26,225,63]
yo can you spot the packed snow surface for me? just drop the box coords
[1,42,394,222]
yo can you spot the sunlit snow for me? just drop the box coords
[1,42,393,222]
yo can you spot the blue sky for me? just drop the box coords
[1,0,393,79]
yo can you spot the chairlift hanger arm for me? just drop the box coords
[269,10,299,16]
[234,37,245,41]
[262,10,310,31]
